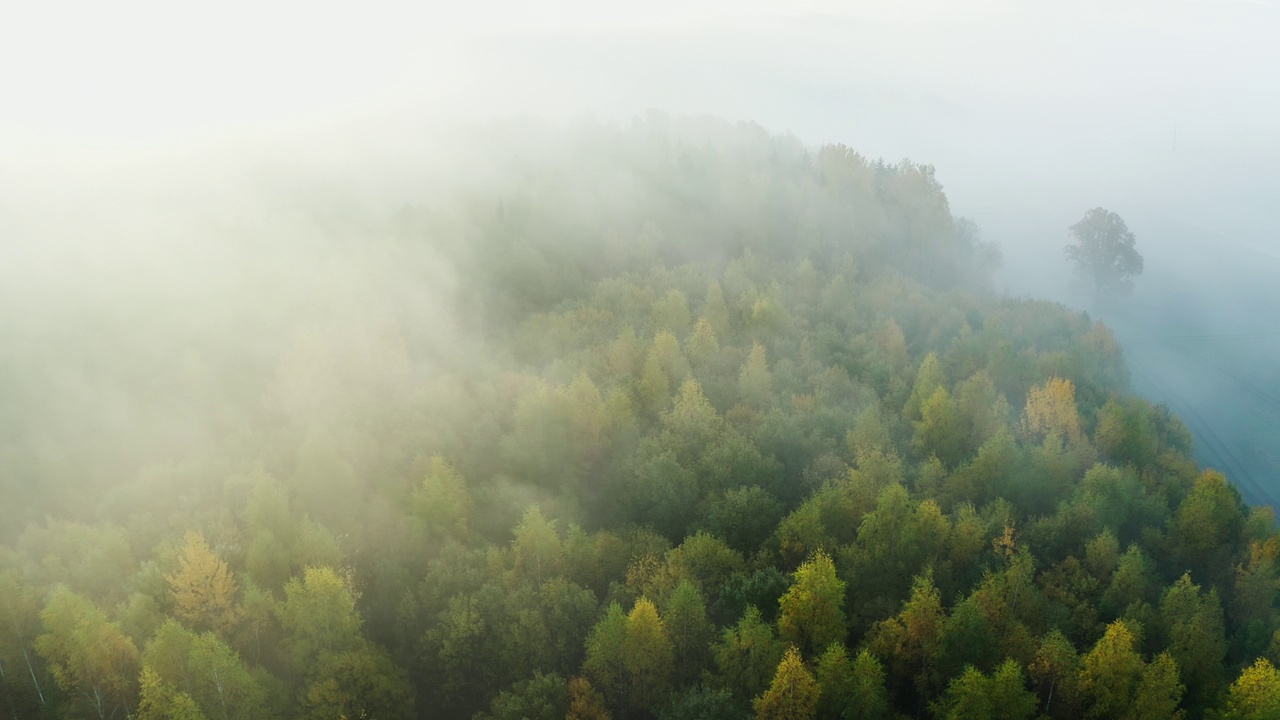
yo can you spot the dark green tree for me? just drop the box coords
[1065,207,1143,303]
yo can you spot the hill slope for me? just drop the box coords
[1,116,1274,720]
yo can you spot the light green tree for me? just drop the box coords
[277,567,363,671]
[1223,658,1280,720]
[35,587,140,720]
[713,606,787,700]
[739,343,773,408]
[624,597,674,712]
[1078,620,1144,719]
[778,551,847,656]
[754,646,819,720]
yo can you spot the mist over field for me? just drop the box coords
[2,2,1279,718]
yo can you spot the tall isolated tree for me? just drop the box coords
[1064,207,1143,303]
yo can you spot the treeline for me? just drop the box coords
[1,116,1277,720]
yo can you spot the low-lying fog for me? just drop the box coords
[3,0,1278,506]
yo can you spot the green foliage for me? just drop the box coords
[1064,207,1143,302]
[912,387,967,468]
[815,644,855,720]
[583,603,629,705]
[1158,573,1226,707]
[143,620,269,720]
[700,486,785,554]
[754,646,819,720]
[277,567,363,671]
[1131,652,1184,720]
[510,506,564,586]
[1223,658,1280,720]
[778,550,847,656]
[474,672,569,720]
[412,456,473,543]
[1029,630,1082,720]
[660,685,745,720]
[1,117,1271,720]
[35,587,140,720]
[1172,470,1246,587]
[847,649,890,720]
[1078,620,1147,718]
[713,606,787,701]
[663,581,714,681]
[932,660,1036,720]
[623,597,675,712]
[138,666,208,720]
[740,343,774,408]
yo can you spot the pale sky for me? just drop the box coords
[3,0,1276,150]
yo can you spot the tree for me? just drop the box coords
[713,606,787,700]
[934,665,993,719]
[867,571,945,701]
[0,570,49,711]
[815,644,854,720]
[848,649,889,720]
[567,677,612,720]
[1077,620,1144,719]
[167,532,239,634]
[664,581,714,680]
[1064,207,1143,303]
[137,666,207,720]
[299,645,414,720]
[687,317,721,368]
[509,506,564,586]
[932,660,1037,720]
[1223,658,1280,720]
[623,597,674,712]
[583,603,628,705]
[276,567,363,671]
[778,550,847,656]
[754,646,819,720]
[411,456,472,543]
[142,620,270,720]
[1130,652,1183,720]
[912,387,967,468]
[1157,574,1225,708]
[1023,377,1086,450]
[739,343,773,408]
[1029,630,1082,720]
[473,672,568,720]
[35,587,140,720]
[1170,470,1245,588]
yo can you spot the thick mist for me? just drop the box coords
[4,1,1278,507]
[7,7,1280,717]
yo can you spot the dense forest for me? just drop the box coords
[2,116,1279,720]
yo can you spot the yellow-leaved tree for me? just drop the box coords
[1022,377,1088,450]
[754,646,819,720]
[167,532,238,634]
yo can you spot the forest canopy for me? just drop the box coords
[0,116,1273,720]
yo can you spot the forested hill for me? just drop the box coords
[2,116,1277,720]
